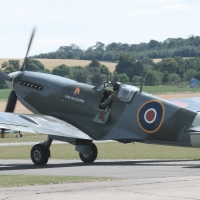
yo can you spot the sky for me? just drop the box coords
[0,0,200,58]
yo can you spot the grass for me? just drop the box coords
[0,175,114,187]
[0,89,11,100]
[0,133,47,143]
[143,85,200,94]
[0,139,200,160]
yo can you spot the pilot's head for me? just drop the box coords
[113,82,121,92]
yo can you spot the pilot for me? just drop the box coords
[99,82,121,109]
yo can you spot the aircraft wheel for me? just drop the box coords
[31,144,50,165]
[79,143,98,163]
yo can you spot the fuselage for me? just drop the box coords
[11,71,200,148]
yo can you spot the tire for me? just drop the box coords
[31,144,50,165]
[79,143,98,163]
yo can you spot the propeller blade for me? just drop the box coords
[20,27,36,71]
[0,72,12,81]
[5,90,17,113]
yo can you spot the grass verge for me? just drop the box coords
[143,85,200,94]
[0,175,114,187]
[0,142,200,160]
[0,133,47,143]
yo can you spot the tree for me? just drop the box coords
[25,58,45,72]
[71,66,88,83]
[86,60,111,83]
[42,69,52,74]
[194,72,200,81]
[118,73,129,83]
[149,40,160,49]
[134,61,144,76]
[156,58,178,74]
[1,60,20,73]
[132,76,140,85]
[145,70,161,86]
[8,60,20,71]
[4,66,16,74]
[52,64,70,77]
[184,69,197,81]
[140,57,154,66]
[162,71,169,84]
[91,73,107,85]
[1,62,8,69]
[88,60,101,68]
[168,74,181,84]
[95,42,105,51]
[33,35,200,61]
[100,65,111,75]
[115,54,136,80]
[112,72,119,82]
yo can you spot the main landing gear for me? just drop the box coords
[30,137,52,165]
[31,144,50,165]
[30,137,98,165]
[79,143,98,163]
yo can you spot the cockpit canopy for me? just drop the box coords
[94,82,139,103]
[118,84,139,102]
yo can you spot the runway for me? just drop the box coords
[0,159,200,199]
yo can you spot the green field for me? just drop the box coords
[0,135,200,160]
[0,175,114,188]
[0,133,47,143]
[0,89,11,100]
[0,86,200,100]
[143,85,200,94]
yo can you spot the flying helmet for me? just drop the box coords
[113,82,121,92]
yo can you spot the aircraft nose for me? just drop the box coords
[5,71,22,89]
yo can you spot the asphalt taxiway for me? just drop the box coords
[0,159,200,199]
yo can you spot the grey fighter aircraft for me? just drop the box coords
[0,29,200,165]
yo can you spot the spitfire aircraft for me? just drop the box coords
[0,29,200,165]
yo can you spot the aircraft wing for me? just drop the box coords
[189,126,200,133]
[169,97,200,112]
[0,112,92,140]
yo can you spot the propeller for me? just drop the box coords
[20,27,36,71]
[5,90,17,112]
[0,72,12,81]
[0,28,36,137]
[0,28,36,114]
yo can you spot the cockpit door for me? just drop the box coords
[92,84,140,124]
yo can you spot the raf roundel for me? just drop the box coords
[137,100,165,134]
[144,108,157,124]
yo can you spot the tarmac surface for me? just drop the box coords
[0,159,200,199]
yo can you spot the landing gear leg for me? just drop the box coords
[0,133,4,138]
[31,137,53,165]
[0,129,5,138]
[79,143,98,163]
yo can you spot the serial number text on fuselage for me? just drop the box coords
[65,95,85,103]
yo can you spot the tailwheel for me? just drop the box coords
[31,144,50,165]
[79,143,98,163]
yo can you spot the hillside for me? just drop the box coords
[32,36,200,61]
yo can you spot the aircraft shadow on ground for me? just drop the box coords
[0,159,199,171]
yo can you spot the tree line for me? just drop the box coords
[32,36,200,61]
[1,55,200,89]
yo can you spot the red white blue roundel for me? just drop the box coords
[137,100,165,134]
